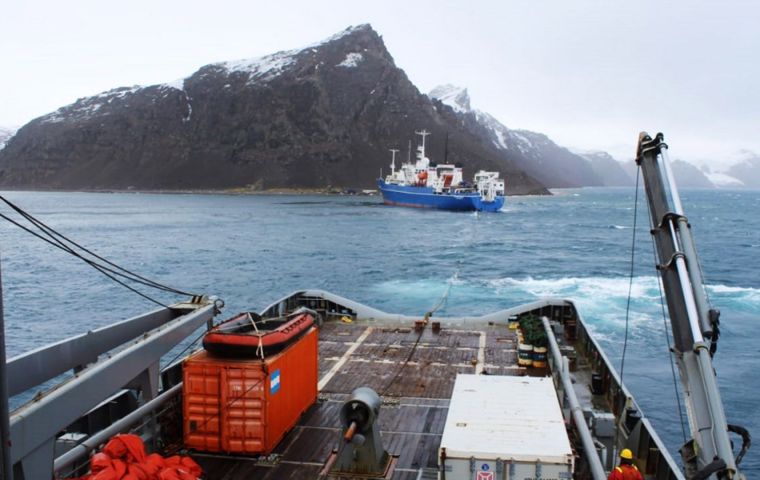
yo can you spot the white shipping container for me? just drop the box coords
[439,374,574,480]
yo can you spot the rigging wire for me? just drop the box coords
[0,195,195,296]
[382,211,480,396]
[0,195,198,306]
[624,167,687,443]
[0,210,169,307]
[617,165,688,446]
[619,166,641,398]
[614,165,641,454]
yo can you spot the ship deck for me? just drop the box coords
[192,319,529,479]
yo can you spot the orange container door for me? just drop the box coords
[183,352,268,454]
[220,363,267,453]
[184,355,224,452]
[263,327,318,451]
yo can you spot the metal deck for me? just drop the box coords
[193,320,527,479]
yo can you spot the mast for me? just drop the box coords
[415,130,430,160]
[636,132,745,480]
[389,149,399,175]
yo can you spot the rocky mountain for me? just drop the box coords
[724,154,760,188]
[0,127,15,150]
[0,25,547,195]
[580,151,634,187]
[427,85,608,188]
[670,160,714,188]
[621,158,715,188]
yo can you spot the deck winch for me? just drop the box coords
[320,387,397,479]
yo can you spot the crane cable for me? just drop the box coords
[382,211,480,396]
[615,166,640,454]
[0,194,199,307]
[619,165,687,447]
[620,166,687,446]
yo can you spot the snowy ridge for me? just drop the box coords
[38,82,191,125]
[306,23,372,49]
[162,78,185,90]
[217,49,298,82]
[0,126,17,150]
[705,171,743,187]
[40,86,142,124]
[337,52,363,68]
[33,24,376,126]
[428,84,471,113]
[474,111,509,150]
[217,24,372,82]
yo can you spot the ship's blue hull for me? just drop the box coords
[377,179,505,212]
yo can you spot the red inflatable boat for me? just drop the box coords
[202,309,316,358]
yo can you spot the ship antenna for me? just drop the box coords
[407,140,411,163]
[415,129,431,159]
[389,149,399,175]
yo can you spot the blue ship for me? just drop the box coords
[377,130,506,212]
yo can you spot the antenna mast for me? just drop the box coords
[415,130,431,159]
[389,149,399,175]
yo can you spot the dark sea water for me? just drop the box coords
[1,188,758,474]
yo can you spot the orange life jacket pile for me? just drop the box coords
[73,434,202,480]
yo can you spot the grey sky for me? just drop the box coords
[2,0,758,168]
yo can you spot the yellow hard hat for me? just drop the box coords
[620,449,634,460]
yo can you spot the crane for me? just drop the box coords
[636,132,749,480]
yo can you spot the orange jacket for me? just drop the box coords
[608,464,643,480]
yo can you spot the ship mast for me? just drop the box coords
[415,130,430,160]
[389,149,399,175]
[637,132,746,480]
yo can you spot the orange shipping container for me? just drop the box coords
[182,326,318,454]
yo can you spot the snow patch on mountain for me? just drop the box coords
[337,52,363,68]
[428,84,471,113]
[0,126,17,150]
[40,86,142,124]
[162,78,185,90]
[34,24,378,127]
[705,171,743,187]
[474,111,509,150]
[306,24,372,49]
[217,24,373,82]
[217,50,297,83]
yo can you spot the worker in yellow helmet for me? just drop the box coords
[607,449,643,480]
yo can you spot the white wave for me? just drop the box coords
[374,275,760,319]
[488,275,662,301]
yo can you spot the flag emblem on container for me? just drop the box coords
[271,369,281,394]
[476,472,494,480]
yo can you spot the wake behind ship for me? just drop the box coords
[377,130,506,212]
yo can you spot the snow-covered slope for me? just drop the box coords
[428,85,471,113]
[429,85,607,187]
[37,25,373,127]
[0,127,17,150]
